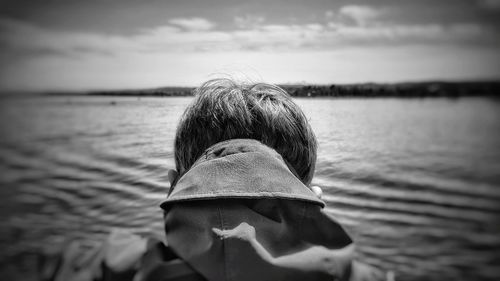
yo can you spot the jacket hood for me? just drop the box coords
[160,139,324,208]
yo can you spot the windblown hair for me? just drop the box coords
[174,78,317,185]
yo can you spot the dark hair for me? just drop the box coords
[174,78,317,185]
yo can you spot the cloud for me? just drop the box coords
[168,17,215,31]
[338,5,381,26]
[234,15,265,29]
[0,18,134,58]
[2,12,499,61]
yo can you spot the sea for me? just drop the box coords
[0,96,499,280]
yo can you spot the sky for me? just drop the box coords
[0,0,499,92]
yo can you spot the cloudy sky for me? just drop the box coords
[0,0,499,92]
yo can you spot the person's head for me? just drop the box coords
[174,78,317,185]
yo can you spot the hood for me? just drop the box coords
[160,139,324,208]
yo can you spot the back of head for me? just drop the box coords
[174,78,317,185]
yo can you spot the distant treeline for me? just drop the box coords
[87,81,500,98]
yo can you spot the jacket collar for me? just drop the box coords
[160,139,324,209]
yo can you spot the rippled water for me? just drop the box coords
[1,96,499,280]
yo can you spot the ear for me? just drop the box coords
[167,169,179,187]
[311,185,323,199]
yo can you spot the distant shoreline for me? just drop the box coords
[30,81,500,98]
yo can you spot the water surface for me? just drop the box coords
[1,96,499,280]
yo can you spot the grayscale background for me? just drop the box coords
[0,1,499,280]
